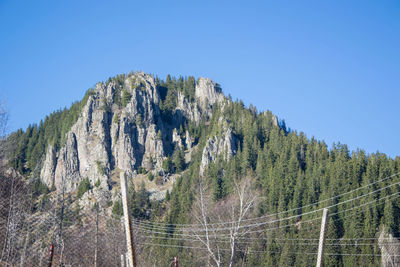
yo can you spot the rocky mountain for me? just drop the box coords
[37,72,238,198]
[3,71,400,267]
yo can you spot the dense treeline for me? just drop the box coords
[147,96,400,266]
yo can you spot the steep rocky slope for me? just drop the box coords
[39,72,235,197]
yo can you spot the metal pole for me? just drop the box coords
[316,208,329,267]
[120,172,136,267]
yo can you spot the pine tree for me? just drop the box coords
[173,148,185,172]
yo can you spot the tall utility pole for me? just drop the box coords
[120,172,136,267]
[121,254,126,267]
[316,208,329,267]
[94,209,98,267]
[47,244,54,267]
[58,183,65,266]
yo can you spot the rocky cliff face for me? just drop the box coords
[39,72,229,194]
[200,117,237,176]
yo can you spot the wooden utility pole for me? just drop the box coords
[47,244,54,267]
[316,208,329,267]
[94,210,98,267]
[121,254,126,267]
[120,172,136,267]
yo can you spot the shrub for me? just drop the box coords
[136,114,143,127]
[121,89,132,107]
[32,179,50,197]
[77,178,91,198]
[137,166,146,174]
[113,114,119,124]
[112,200,123,216]
[157,130,162,139]
[147,172,154,181]
[162,157,174,173]
[165,190,170,201]
[96,161,106,176]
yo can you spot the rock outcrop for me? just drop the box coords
[200,119,237,176]
[39,72,226,194]
[40,145,56,188]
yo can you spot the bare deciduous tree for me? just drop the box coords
[192,175,259,267]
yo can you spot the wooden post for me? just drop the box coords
[120,172,136,267]
[47,244,54,267]
[121,254,125,267]
[316,208,329,267]
[94,211,98,267]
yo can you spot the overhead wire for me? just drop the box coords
[132,171,400,228]
[132,175,400,235]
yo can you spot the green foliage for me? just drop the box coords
[165,189,170,201]
[129,182,151,219]
[173,148,185,172]
[94,179,101,187]
[96,161,106,176]
[112,200,123,217]
[113,113,119,124]
[8,88,95,175]
[147,172,154,181]
[121,89,132,107]
[158,74,192,123]
[135,114,143,127]
[157,130,162,139]
[101,98,111,113]
[129,77,137,89]
[145,96,400,266]
[137,166,146,174]
[32,179,50,197]
[77,178,91,198]
[162,156,174,173]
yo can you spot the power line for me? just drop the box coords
[135,241,400,258]
[132,176,400,235]
[132,171,400,228]
[132,186,400,244]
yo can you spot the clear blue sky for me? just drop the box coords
[0,1,399,158]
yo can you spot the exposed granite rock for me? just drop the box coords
[185,130,193,150]
[172,128,183,149]
[175,78,225,125]
[54,132,80,191]
[176,91,202,124]
[143,124,164,170]
[40,144,57,188]
[39,72,230,196]
[272,115,279,127]
[200,124,237,176]
[195,78,224,110]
